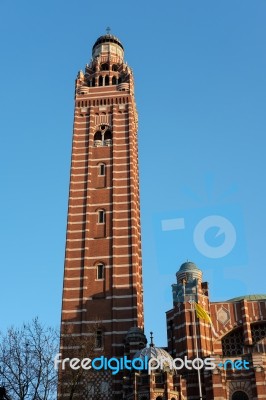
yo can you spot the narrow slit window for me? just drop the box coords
[97,263,104,280]
[96,330,103,348]
[98,210,105,224]
[98,164,105,176]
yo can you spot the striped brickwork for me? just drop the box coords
[59,35,144,399]
[166,266,266,399]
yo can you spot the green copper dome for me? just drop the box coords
[179,261,200,272]
[228,294,266,302]
[176,261,202,284]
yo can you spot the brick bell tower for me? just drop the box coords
[59,33,144,398]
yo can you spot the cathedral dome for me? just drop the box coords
[92,34,124,51]
[179,261,199,271]
[133,346,173,372]
[176,261,202,284]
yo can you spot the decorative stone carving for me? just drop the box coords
[217,307,230,325]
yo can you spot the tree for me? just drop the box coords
[0,318,58,400]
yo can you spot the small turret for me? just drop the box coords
[172,261,203,303]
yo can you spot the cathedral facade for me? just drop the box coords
[166,262,266,400]
[58,33,266,400]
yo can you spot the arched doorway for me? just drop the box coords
[232,391,249,400]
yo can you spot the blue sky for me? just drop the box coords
[1,0,266,346]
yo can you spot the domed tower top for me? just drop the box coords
[133,332,174,372]
[176,261,202,284]
[92,31,124,62]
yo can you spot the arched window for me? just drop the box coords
[92,77,95,87]
[99,76,103,86]
[94,131,102,141]
[98,163,105,176]
[105,76,109,86]
[232,391,249,400]
[156,397,163,400]
[103,130,112,147]
[112,64,118,71]
[104,130,112,141]
[101,63,109,71]
[96,263,104,280]
[112,76,117,85]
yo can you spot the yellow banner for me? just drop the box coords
[195,302,212,324]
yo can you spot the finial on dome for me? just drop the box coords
[150,331,154,347]
[106,26,111,35]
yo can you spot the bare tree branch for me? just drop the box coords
[0,318,58,400]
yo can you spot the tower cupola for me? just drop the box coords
[92,33,124,61]
[172,261,203,304]
[176,261,202,284]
